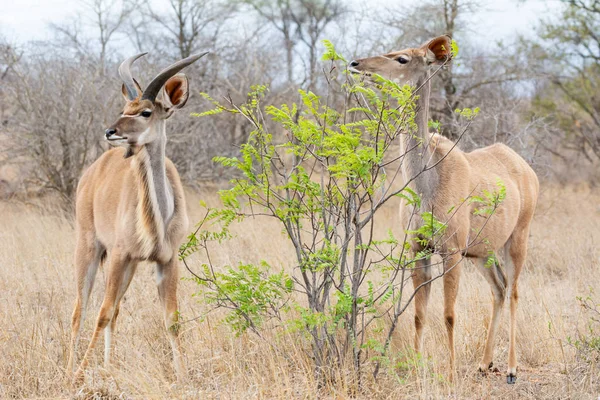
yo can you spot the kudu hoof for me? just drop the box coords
[506,373,517,384]
[478,361,499,375]
[71,368,85,387]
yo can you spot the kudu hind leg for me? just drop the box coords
[473,255,506,373]
[157,257,187,380]
[67,239,103,378]
[73,251,131,383]
[411,258,432,353]
[505,232,528,384]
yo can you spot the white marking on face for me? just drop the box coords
[137,127,151,144]
[105,136,128,147]
[106,134,126,140]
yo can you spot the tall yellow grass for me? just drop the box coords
[0,183,598,399]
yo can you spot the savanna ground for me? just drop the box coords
[1,183,599,399]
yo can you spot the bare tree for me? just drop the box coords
[142,0,234,59]
[0,37,22,126]
[50,0,136,72]
[241,0,301,84]
[242,0,345,87]
[0,39,22,82]
[292,0,346,88]
[4,55,118,203]
[527,0,600,161]
[87,0,137,71]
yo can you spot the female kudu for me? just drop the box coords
[349,36,538,383]
[67,52,207,383]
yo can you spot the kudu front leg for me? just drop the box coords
[443,253,463,381]
[411,257,432,354]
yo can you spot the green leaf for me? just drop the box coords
[321,39,347,62]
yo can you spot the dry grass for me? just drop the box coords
[1,183,599,399]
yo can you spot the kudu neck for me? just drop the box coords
[402,71,439,204]
[414,74,431,140]
[138,120,173,224]
[145,121,167,170]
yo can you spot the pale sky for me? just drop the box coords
[0,0,557,46]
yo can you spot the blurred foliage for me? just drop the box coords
[2,0,600,204]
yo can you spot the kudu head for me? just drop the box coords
[348,35,452,86]
[105,52,208,155]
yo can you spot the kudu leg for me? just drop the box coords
[411,257,432,354]
[157,256,187,381]
[505,232,528,384]
[73,251,131,384]
[104,261,137,368]
[473,256,506,373]
[67,238,103,379]
[443,253,463,379]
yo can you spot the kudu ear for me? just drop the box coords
[121,78,143,102]
[423,35,453,65]
[162,74,189,113]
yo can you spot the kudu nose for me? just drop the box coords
[105,128,117,138]
[349,60,359,68]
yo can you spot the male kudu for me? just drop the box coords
[67,52,207,383]
[349,36,538,383]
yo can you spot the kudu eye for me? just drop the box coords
[397,57,409,64]
[141,110,152,118]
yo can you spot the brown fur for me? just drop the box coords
[123,99,154,115]
[67,74,192,385]
[350,36,539,382]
